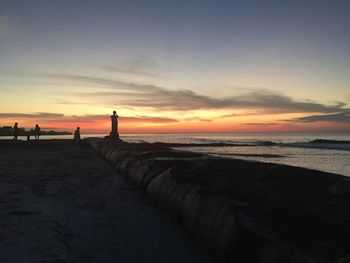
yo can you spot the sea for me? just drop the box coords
[1,133,350,177]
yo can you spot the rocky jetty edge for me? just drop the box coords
[90,139,350,263]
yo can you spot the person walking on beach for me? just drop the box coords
[13,122,19,140]
[74,127,80,140]
[34,124,41,139]
[110,110,119,140]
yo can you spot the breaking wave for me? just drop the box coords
[181,138,350,151]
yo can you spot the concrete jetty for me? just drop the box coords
[0,140,214,263]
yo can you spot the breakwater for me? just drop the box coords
[90,139,350,263]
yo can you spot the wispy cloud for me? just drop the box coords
[54,100,94,105]
[121,116,178,123]
[183,117,212,122]
[43,114,178,124]
[287,111,350,123]
[243,122,276,126]
[0,112,64,118]
[0,112,178,124]
[39,74,349,114]
[97,55,163,78]
[218,112,263,118]
[220,113,237,118]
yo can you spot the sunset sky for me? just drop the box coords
[0,0,349,134]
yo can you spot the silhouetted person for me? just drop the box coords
[26,131,30,141]
[74,127,80,140]
[34,124,41,139]
[110,110,119,140]
[13,122,19,140]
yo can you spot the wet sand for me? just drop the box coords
[0,140,214,263]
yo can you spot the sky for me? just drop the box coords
[0,0,349,134]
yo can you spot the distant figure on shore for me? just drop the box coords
[34,124,41,139]
[110,110,119,140]
[13,122,19,140]
[26,131,30,141]
[74,127,81,140]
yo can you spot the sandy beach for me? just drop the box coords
[0,140,214,263]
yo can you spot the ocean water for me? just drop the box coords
[125,133,350,177]
[2,133,350,176]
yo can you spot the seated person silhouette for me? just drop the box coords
[74,127,80,140]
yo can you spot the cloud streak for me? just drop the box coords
[97,56,163,78]
[121,116,177,123]
[243,123,276,126]
[47,74,349,113]
[0,112,178,124]
[288,111,350,123]
[0,112,64,118]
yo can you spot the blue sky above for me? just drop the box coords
[0,0,349,132]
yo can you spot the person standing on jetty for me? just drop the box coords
[110,110,120,140]
[13,122,19,140]
[34,124,41,139]
[74,127,80,140]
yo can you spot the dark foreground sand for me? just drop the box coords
[0,140,214,263]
